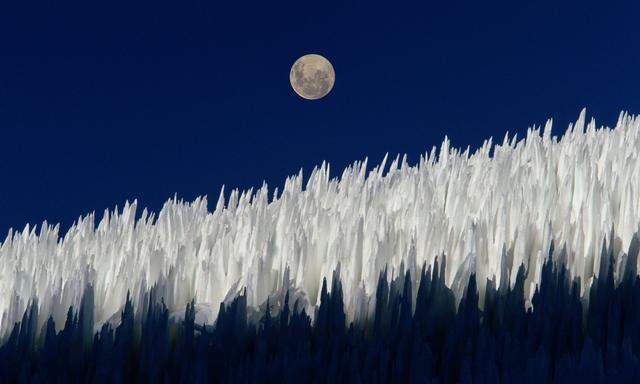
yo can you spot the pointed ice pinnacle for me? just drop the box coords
[1,110,640,335]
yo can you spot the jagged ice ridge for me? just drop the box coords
[2,109,640,336]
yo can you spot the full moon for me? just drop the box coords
[290,54,335,100]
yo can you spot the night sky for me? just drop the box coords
[0,0,638,236]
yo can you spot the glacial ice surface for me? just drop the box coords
[2,109,640,335]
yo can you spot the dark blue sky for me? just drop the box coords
[0,0,638,236]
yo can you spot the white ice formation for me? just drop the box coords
[2,109,640,336]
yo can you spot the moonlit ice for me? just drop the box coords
[2,109,640,336]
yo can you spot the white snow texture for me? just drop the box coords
[2,109,640,335]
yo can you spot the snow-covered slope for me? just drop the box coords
[2,109,640,335]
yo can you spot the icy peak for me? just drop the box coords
[1,110,640,335]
